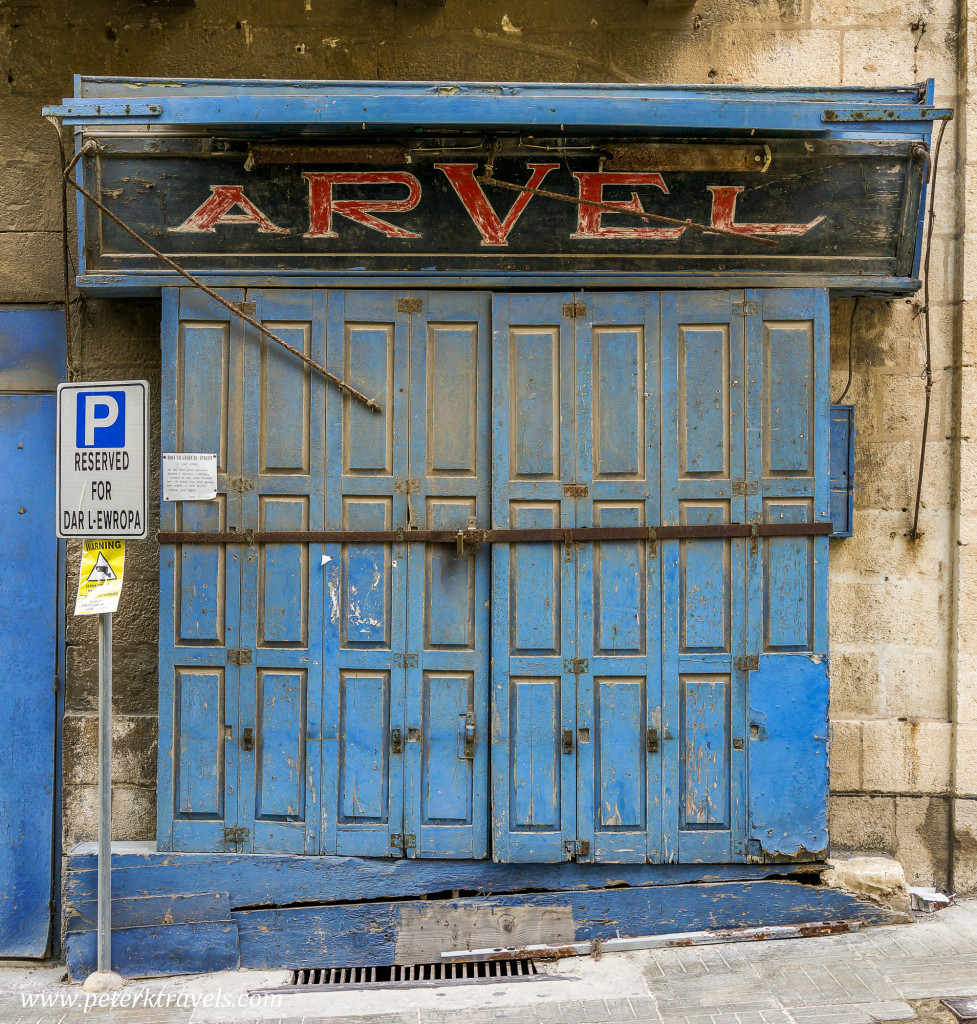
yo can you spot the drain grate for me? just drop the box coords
[290,958,540,989]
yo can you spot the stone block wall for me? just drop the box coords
[0,0,973,890]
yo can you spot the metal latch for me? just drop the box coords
[391,728,403,754]
[397,298,422,314]
[564,658,589,674]
[456,516,480,554]
[227,648,252,665]
[646,728,659,754]
[732,300,759,316]
[394,478,421,494]
[563,482,588,498]
[563,839,590,859]
[241,727,254,751]
[732,479,759,496]
[390,833,416,849]
[393,653,418,668]
[734,655,760,671]
[562,302,587,318]
[562,728,574,754]
[223,827,249,847]
[460,712,476,759]
[234,301,257,317]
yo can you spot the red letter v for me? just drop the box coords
[435,163,559,246]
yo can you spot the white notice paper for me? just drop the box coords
[162,453,218,501]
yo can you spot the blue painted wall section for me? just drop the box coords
[0,306,66,957]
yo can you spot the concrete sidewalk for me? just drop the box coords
[1,901,976,1024]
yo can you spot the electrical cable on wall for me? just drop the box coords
[910,115,951,542]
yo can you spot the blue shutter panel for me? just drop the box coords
[829,405,854,538]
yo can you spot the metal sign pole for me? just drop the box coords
[97,610,112,975]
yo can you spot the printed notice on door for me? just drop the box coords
[75,539,125,616]
[162,453,218,501]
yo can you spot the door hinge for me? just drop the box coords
[733,300,759,316]
[734,654,760,672]
[732,479,759,496]
[562,302,587,318]
[394,477,421,494]
[390,833,416,849]
[223,827,249,846]
[234,301,257,317]
[397,297,422,314]
[564,657,589,674]
[563,482,588,498]
[564,839,590,859]
[227,648,252,665]
[393,653,418,668]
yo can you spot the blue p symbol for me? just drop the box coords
[76,390,126,448]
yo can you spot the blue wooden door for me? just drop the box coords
[159,288,246,852]
[238,289,326,854]
[574,293,663,864]
[322,290,411,857]
[491,293,579,863]
[323,291,491,858]
[661,289,829,864]
[404,292,491,859]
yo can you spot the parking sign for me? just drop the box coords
[57,380,149,539]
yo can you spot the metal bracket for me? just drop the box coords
[234,301,257,317]
[227,476,255,493]
[563,482,588,498]
[227,648,252,665]
[734,655,760,672]
[562,302,587,318]
[563,840,590,859]
[395,478,421,494]
[562,728,574,754]
[732,479,759,496]
[223,827,249,847]
[391,728,403,755]
[733,300,759,316]
[397,298,423,314]
[564,657,589,674]
[646,728,660,754]
[394,653,418,668]
[750,521,760,557]
[461,712,476,759]
[390,833,416,849]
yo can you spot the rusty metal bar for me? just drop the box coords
[157,522,832,545]
[61,141,382,413]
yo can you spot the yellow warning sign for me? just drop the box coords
[74,539,125,616]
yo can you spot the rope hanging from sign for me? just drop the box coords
[58,140,382,414]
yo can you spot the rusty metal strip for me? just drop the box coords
[157,522,832,545]
[61,141,382,413]
[475,173,779,248]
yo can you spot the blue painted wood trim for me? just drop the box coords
[829,405,855,538]
[65,846,818,908]
[232,882,901,970]
[72,273,924,298]
[46,78,938,139]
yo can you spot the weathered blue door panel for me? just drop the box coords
[323,290,410,857]
[492,293,578,863]
[662,291,748,864]
[574,293,663,864]
[159,288,245,853]
[0,394,58,956]
[749,654,829,858]
[239,289,326,854]
[405,292,491,859]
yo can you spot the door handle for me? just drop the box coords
[459,713,476,759]
[391,728,403,755]
[562,729,574,754]
[241,727,254,752]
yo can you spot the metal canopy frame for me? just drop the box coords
[43,76,946,294]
